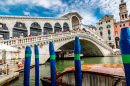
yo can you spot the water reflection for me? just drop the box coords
[101,56,122,64]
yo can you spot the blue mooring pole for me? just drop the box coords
[74,37,82,86]
[120,27,130,86]
[49,42,56,86]
[24,46,32,86]
[34,45,39,86]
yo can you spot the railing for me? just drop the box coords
[0,31,105,46]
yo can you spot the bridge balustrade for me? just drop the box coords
[0,31,104,46]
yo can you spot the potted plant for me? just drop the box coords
[18,57,21,59]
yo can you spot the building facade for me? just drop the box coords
[96,15,116,48]
[114,0,130,48]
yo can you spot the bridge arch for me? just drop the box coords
[54,22,62,33]
[63,22,69,31]
[82,28,86,32]
[30,22,42,36]
[13,22,28,37]
[55,38,104,57]
[0,22,9,39]
[43,23,53,34]
[71,16,80,30]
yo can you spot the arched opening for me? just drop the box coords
[0,23,9,39]
[82,28,86,32]
[125,14,127,18]
[122,15,124,19]
[59,39,104,57]
[72,16,79,30]
[44,23,53,34]
[30,22,41,36]
[54,23,62,33]
[100,32,103,37]
[63,23,69,31]
[13,22,28,38]
[115,37,120,49]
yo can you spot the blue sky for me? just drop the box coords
[0,0,130,26]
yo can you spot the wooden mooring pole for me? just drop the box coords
[74,37,82,86]
[120,27,130,86]
[35,45,39,86]
[24,46,32,86]
[49,42,56,86]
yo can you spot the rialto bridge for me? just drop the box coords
[0,31,113,65]
[0,12,113,65]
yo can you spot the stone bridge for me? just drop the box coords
[0,31,113,65]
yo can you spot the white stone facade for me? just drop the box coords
[96,15,116,48]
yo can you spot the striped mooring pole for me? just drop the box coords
[24,46,32,86]
[34,45,39,86]
[119,27,130,86]
[49,42,56,86]
[74,37,82,86]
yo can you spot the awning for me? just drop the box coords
[0,44,18,52]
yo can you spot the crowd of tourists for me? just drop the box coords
[11,29,86,39]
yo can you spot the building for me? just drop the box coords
[96,15,116,48]
[114,0,130,48]
[0,12,99,40]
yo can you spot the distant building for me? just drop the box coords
[114,0,130,48]
[96,15,116,48]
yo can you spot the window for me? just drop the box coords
[100,32,103,37]
[115,25,117,28]
[123,24,125,27]
[107,25,111,28]
[108,37,111,40]
[99,22,102,25]
[120,24,122,27]
[108,30,111,35]
[115,31,118,35]
[99,27,103,30]
[106,20,110,23]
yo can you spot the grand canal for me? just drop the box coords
[7,56,122,86]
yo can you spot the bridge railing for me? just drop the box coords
[0,31,105,46]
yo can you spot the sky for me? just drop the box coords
[0,0,130,26]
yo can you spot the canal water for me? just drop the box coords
[7,56,122,86]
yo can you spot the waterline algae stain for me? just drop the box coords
[120,27,130,86]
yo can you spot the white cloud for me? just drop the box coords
[2,0,66,9]
[23,11,30,16]
[1,0,130,26]
[57,0,130,26]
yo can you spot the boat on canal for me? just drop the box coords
[40,64,126,86]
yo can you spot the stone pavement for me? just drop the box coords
[0,72,19,85]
